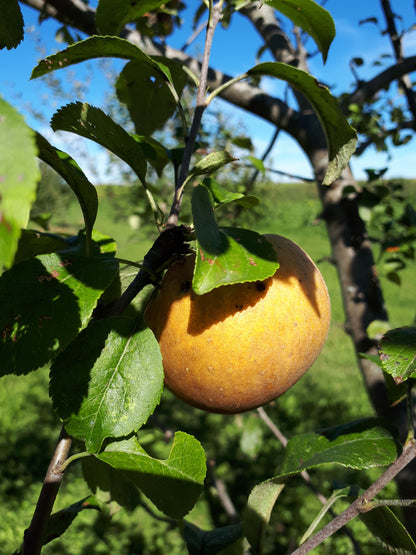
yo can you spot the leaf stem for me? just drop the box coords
[23,426,72,555]
[406,381,415,443]
[58,451,91,473]
[206,73,247,105]
[291,439,416,554]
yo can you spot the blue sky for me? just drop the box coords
[2,0,416,183]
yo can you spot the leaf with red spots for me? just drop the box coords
[0,253,118,376]
[379,326,416,384]
[191,184,278,294]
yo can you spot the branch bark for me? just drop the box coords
[291,439,416,554]
[23,427,72,555]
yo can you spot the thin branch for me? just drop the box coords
[380,0,416,127]
[181,19,208,52]
[20,0,301,140]
[165,1,223,228]
[206,459,239,523]
[348,56,416,106]
[291,439,416,554]
[20,1,416,139]
[23,427,72,555]
[257,408,363,555]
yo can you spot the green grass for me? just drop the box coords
[2,180,415,553]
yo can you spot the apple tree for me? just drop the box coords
[1,1,416,553]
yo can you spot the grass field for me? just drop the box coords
[1,179,415,553]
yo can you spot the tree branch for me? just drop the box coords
[291,439,416,554]
[19,0,303,142]
[380,0,416,127]
[348,56,416,106]
[23,427,72,555]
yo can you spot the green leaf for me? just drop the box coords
[13,229,68,265]
[300,486,357,544]
[243,419,399,553]
[51,102,147,184]
[50,312,164,453]
[0,253,118,376]
[189,151,237,178]
[359,505,416,554]
[231,135,254,151]
[0,98,40,270]
[191,185,278,294]
[383,371,410,407]
[82,455,142,509]
[61,229,118,258]
[246,155,266,174]
[44,496,100,546]
[35,132,98,247]
[116,58,187,136]
[243,479,286,553]
[31,35,169,81]
[366,319,391,340]
[203,177,259,209]
[264,0,335,63]
[247,62,357,185]
[379,326,416,384]
[279,418,400,477]
[137,136,170,177]
[96,432,206,519]
[0,0,24,49]
[183,521,243,555]
[240,414,264,458]
[96,0,168,35]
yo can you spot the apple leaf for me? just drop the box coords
[191,184,278,294]
[184,522,243,554]
[243,479,286,554]
[188,151,237,178]
[243,418,400,553]
[379,326,416,384]
[279,418,400,477]
[247,62,357,185]
[51,102,147,184]
[264,0,335,63]
[50,312,164,453]
[35,132,98,247]
[14,230,68,264]
[96,432,206,519]
[44,496,100,547]
[96,0,168,35]
[116,58,187,136]
[0,98,40,270]
[0,253,118,376]
[203,177,259,209]
[0,0,24,50]
[31,35,169,82]
[359,505,416,553]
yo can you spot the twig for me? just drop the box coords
[181,19,208,52]
[257,408,362,554]
[257,408,326,504]
[380,0,416,128]
[206,459,239,523]
[23,427,72,555]
[165,1,223,228]
[291,439,416,554]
